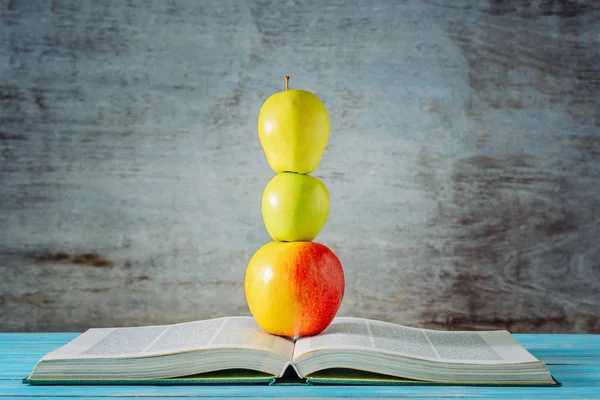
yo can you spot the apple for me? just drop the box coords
[258,76,330,175]
[262,172,330,242]
[245,241,344,337]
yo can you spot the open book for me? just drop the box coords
[24,316,557,386]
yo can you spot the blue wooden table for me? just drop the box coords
[1,333,598,399]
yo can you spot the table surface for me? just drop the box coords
[0,333,598,399]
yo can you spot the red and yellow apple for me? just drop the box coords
[258,78,330,174]
[262,172,330,242]
[245,241,344,337]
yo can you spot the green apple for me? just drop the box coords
[262,172,330,242]
[258,77,330,175]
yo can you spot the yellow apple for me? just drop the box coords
[258,77,330,174]
[262,172,330,242]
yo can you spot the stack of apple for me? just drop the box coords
[245,77,345,338]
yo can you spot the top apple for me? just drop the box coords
[258,77,330,175]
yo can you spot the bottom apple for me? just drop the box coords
[245,241,345,337]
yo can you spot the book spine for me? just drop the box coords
[278,360,302,379]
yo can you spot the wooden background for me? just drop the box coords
[1,0,599,333]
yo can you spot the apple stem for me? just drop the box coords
[285,76,290,91]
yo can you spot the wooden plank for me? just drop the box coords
[515,334,600,346]
[1,397,322,400]
[1,1,600,335]
[0,395,439,400]
[514,334,600,357]
[0,398,437,400]
[0,333,79,343]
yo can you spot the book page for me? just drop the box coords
[293,317,538,364]
[43,317,294,361]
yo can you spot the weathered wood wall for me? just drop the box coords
[1,0,599,333]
